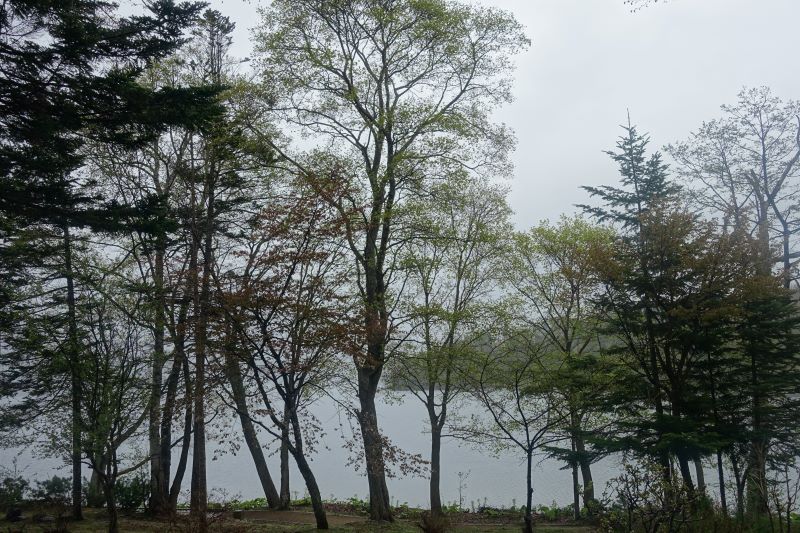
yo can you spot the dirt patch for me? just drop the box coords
[240,509,367,526]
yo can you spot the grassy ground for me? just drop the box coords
[5,507,595,532]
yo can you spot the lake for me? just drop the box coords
[1,392,719,509]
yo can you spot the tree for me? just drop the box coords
[392,176,511,515]
[453,326,564,533]
[253,1,527,519]
[506,216,613,517]
[0,0,215,520]
[79,277,151,533]
[219,180,354,530]
[668,87,800,289]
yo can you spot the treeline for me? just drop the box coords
[0,1,798,533]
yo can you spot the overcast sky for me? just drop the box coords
[211,0,800,229]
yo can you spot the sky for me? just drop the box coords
[211,0,800,229]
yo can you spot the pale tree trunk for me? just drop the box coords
[694,458,706,494]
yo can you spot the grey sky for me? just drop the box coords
[214,0,800,229]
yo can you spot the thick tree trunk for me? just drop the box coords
[63,225,83,521]
[357,366,392,521]
[225,351,281,509]
[429,423,443,516]
[105,481,119,533]
[694,458,706,494]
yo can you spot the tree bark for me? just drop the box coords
[571,438,580,521]
[357,366,392,521]
[149,240,169,515]
[717,450,728,515]
[280,403,291,509]
[575,435,595,515]
[429,423,443,516]
[694,457,706,494]
[225,352,281,509]
[63,225,83,521]
[523,449,534,533]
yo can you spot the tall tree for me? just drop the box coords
[393,176,511,516]
[507,216,613,517]
[0,0,214,520]
[253,0,527,519]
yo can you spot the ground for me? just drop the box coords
[4,506,596,532]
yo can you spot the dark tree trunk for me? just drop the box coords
[280,403,291,509]
[169,352,192,510]
[429,423,443,516]
[105,481,119,533]
[575,435,595,515]
[225,351,281,509]
[288,406,328,529]
[571,438,580,521]
[523,449,534,533]
[149,241,169,515]
[63,225,83,521]
[357,366,392,521]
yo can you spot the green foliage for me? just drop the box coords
[115,472,150,512]
[31,476,71,505]
[0,475,28,509]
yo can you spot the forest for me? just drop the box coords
[0,0,799,532]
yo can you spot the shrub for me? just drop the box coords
[0,475,29,509]
[32,476,71,505]
[418,511,450,533]
[116,472,149,511]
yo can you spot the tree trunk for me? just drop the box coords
[575,435,595,515]
[280,403,291,509]
[717,450,728,515]
[429,423,443,516]
[189,177,210,527]
[169,353,192,510]
[63,225,83,521]
[523,449,534,533]
[105,481,119,533]
[571,438,580,521]
[225,350,281,509]
[288,407,328,529]
[694,458,706,494]
[357,366,392,521]
[149,241,169,515]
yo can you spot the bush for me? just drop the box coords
[0,475,29,509]
[32,476,71,504]
[116,472,149,511]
